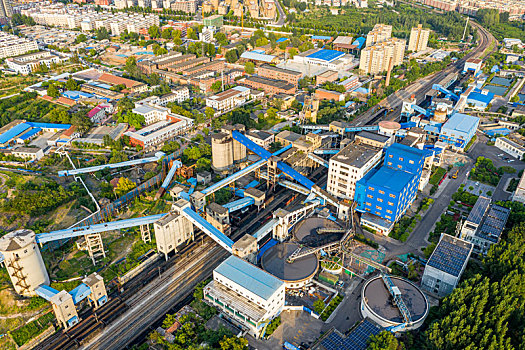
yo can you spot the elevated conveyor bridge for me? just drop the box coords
[222,197,255,212]
[181,207,233,253]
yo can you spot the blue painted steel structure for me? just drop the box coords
[181,207,233,252]
[432,84,459,101]
[253,219,279,242]
[35,285,60,301]
[344,125,379,132]
[400,122,417,129]
[278,180,311,195]
[58,152,166,176]
[307,153,329,168]
[222,197,255,212]
[69,283,92,304]
[314,149,339,155]
[201,159,267,195]
[272,144,292,156]
[160,160,182,190]
[36,214,166,244]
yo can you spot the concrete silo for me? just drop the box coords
[211,132,234,171]
[0,229,50,297]
[231,124,247,162]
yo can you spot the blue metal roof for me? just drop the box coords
[276,37,289,43]
[366,167,416,193]
[17,127,41,141]
[424,124,441,134]
[442,113,480,134]
[34,285,60,301]
[240,51,276,63]
[27,122,71,130]
[306,49,345,63]
[215,256,284,300]
[387,143,427,160]
[69,283,92,304]
[311,35,332,40]
[352,37,366,49]
[485,128,512,136]
[467,90,494,105]
[0,123,31,145]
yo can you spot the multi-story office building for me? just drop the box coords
[327,136,384,200]
[365,24,392,47]
[355,143,426,234]
[203,256,285,338]
[359,38,406,75]
[0,0,12,23]
[242,76,296,96]
[257,64,302,86]
[169,0,197,13]
[6,51,67,75]
[459,196,510,256]
[0,32,39,59]
[206,86,251,113]
[408,24,430,52]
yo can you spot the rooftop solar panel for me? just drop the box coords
[427,238,472,277]
[466,197,491,225]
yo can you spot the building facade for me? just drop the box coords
[359,38,406,75]
[408,24,430,52]
[365,24,392,46]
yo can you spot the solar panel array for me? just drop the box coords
[466,197,491,225]
[427,239,472,277]
[478,205,510,242]
[321,320,382,350]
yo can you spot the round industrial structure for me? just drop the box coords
[360,276,429,331]
[231,124,247,162]
[294,217,344,248]
[211,133,234,171]
[261,243,319,289]
[432,106,448,123]
[378,121,401,138]
[0,229,50,297]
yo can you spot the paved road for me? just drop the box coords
[273,0,286,26]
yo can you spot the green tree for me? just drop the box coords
[65,78,79,91]
[75,34,87,44]
[214,32,228,46]
[205,106,216,119]
[219,335,248,350]
[115,177,136,197]
[225,49,239,63]
[96,27,110,40]
[148,25,160,38]
[47,85,60,98]
[244,61,255,74]
[368,331,404,350]
[288,48,298,58]
[161,28,172,40]
[313,299,325,314]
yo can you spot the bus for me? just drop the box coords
[452,169,459,179]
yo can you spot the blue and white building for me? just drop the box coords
[466,89,494,110]
[438,113,480,151]
[203,256,285,338]
[354,143,426,234]
[290,48,355,71]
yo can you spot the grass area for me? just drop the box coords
[10,312,55,347]
[321,257,342,270]
[264,316,281,338]
[0,76,39,98]
[464,135,477,152]
[389,217,416,242]
[429,167,447,186]
[353,233,379,249]
[320,295,344,321]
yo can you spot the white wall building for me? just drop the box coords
[6,51,68,75]
[408,24,430,52]
[512,170,525,204]
[154,200,195,260]
[0,32,39,59]
[421,234,473,297]
[205,86,251,113]
[203,256,285,338]
[495,136,525,160]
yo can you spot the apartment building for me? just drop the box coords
[6,51,67,75]
[206,86,251,113]
[166,57,210,73]
[365,24,392,47]
[125,117,193,149]
[408,24,430,52]
[327,139,384,200]
[495,135,525,160]
[242,75,296,96]
[203,256,285,338]
[169,0,198,13]
[257,64,302,86]
[181,60,225,76]
[359,38,406,75]
[0,32,39,59]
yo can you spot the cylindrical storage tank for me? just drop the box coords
[378,121,401,139]
[232,124,247,162]
[0,229,50,297]
[211,132,234,171]
[360,276,429,331]
[432,106,447,123]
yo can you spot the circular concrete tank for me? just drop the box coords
[0,229,50,297]
[293,217,343,248]
[261,243,318,289]
[360,276,428,331]
[211,132,234,171]
[378,121,401,138]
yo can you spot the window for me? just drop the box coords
[376,206,382,210]
[366,202,371,206]
[387,161,392,166]
[378,190,384,194]
[388,154,393,158]
[397,165,402,169]
[388,201,394,206]
[399,157,404,161]
[367,194,373,199]
[385,215,391,219]
[389,194,396,198]
[377,198,383,202]
[368,186,375,191]
[409,160,414,164]
[387,210,392,214]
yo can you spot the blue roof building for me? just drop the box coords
[355,143,426,234]
[0,123,32,146]
[305,49,345,63]
[240,51,277,63]
[466,89,494,110]
[438,113,479,150]
[352,37,366,49]
[204,255,285,338]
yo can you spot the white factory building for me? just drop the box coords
[203,256,285,338]
[421,234,473,297]
[205,86,251,113]
[0,32,39,59]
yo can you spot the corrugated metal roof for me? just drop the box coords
[17,127,41,141]
[306,49,345,62]
[214,256,283,301]
[0,123,31,144]
[366,167,416,193]
[442,113,479,134]
[27,122,71,129]
[240,51,276,63]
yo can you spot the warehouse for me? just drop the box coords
[438,113,480,151]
